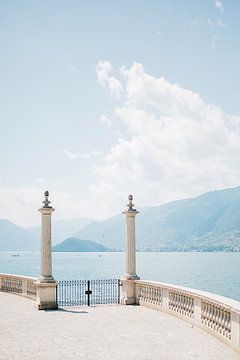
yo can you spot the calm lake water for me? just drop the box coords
[1,251,240,301]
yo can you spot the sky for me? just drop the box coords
[0,0,240,227]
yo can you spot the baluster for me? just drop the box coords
[175,293,178,311]
[215,308,220,332]
[206,304,210,326]
[227,311,231,339]
[186,297,190,316]
[150,286,153,303]
[173,292,176,310]
[169,292,172,309]
[223,311,228,337]
[157,288,160,305]
[153,287,156,304]
[213,305,217,330]
[202,302,206,324]
[180,294,183,314]
[154,287,158,304]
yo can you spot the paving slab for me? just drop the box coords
[0,292,239,360]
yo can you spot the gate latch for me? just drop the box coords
[85,289,92,295]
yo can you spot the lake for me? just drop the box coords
[1,251,240,301]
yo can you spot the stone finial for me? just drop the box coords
[42,190,52,208]
[127,194,136,211]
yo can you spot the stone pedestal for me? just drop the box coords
[35,191,58,310]
[35,282,58,310]
[121,195,139,305]
[120,279,136,305]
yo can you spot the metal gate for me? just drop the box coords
[57,279,121,307]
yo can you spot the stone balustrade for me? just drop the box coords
[135,280,240,352]
[0,273,37,299]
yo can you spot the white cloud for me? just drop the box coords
[100,114,112,127]
[2,61,240,226]
[216,18,224,27]
[63,149,103,161]
[63,149,79,161]
[0,186,46,227]
[0,185,98,227]
[96,60,124,98]
[208,18,224,28]
[90,61,240,214]
[214,1,223,13]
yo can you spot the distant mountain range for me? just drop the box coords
[1,186,240,251]
[0,219,38,251]
[52,237,111,252]
[0,217,93,251]
[26,217,93,245]
[73,186,240,251]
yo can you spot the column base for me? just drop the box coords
[121,273,140,281]
[38,275,56,283]
[120,277,139,305]
[35,281,58,310]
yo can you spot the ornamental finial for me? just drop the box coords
[43,190,52,208]
[127,194,136,211]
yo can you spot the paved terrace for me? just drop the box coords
[0,292,239,360]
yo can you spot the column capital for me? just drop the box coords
[39,207,55,215]
[122,209,139,217]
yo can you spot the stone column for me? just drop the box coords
[35,191,58,310]
[121,195,139,305]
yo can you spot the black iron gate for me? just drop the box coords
[57,279,121,307]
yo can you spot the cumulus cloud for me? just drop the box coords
[208,18,224,28]
[96,60,124,98]
[91,61,240,213]
[100,114,112,127]
[214,0,223,13]
[0,185,95,227]
[63,149,103,161]
[3,61,239,225]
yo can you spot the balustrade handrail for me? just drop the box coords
[134,279,240,352]
[135,280,240,314]
[0,273,37,299]
[0,273,37,282]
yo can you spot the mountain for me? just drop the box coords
[26,217,93,245]
[0,219,38,251]
[73,215,125,251]
[73,186,240,251]
[52,237,111,252]
[1,186,240,252]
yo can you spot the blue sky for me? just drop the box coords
[0,1,240,226]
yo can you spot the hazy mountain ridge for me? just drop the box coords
[0,219,38,251]
[73,186,240,251]
[0,217,94,251]
[26,217,93,245]
[52,237,111,252]
[1,186,240,251]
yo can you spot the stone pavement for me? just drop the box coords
[0,292,239,360]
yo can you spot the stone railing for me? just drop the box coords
[135,280,240,352]
[0,273,37,299]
